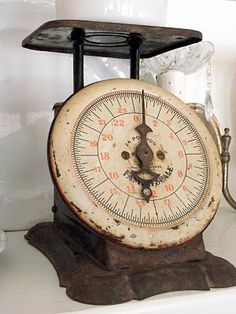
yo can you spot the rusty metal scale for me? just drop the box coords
[22,20,236,305]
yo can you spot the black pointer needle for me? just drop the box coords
[141,89,146,125]
[132,90,159,202]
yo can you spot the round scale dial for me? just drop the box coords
[49,79,222,249]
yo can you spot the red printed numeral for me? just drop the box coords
[169,133,174,140]
[109,171,119,180]
[94,166,101,173]
[110,188,118,195]
[152,120,158,127]
[178,170,184,177]
[136,199,145,208]
[102,134,113,141]
[90,140,98,147]
[99,119,106,125]
[127,185,136,194]
[113,119,125,126]
[164,198,171,206]
[165,184,174,192]
[178,151,184,158]
[118,108,127,114]
[133,115,140,122]
[100,152,110,160]
[152,190,158,198]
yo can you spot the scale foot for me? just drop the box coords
[25,222,236,305]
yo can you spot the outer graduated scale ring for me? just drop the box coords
[48,78,222,249]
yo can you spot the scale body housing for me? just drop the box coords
[23,20,236,305]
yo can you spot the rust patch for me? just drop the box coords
[172,226,179,230]
[52,150,61,178]
[114,219,121,225]
[102,228,126,242]
[89,218,126,242]
[115,234,125,240]
[150,243,156,247]
[71,202,82,213]
[138,246,145,250]
[208,196,215,208]
[89,219,102,230]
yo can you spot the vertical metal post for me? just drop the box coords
[71,28,85,93]
[129,35,142,80]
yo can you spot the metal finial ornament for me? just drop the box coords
[221,128,236,209]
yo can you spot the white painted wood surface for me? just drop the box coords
[0,206,236,314]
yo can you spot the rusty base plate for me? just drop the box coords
[25,222,236,305]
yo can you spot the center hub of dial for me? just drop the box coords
[97,113,186,202]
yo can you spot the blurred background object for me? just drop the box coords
[55,0,168,25]
[141,41,214,105]
[0,229,7,253]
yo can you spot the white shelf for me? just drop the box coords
[0,207,236,314]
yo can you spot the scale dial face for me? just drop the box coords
[48,79,222,249]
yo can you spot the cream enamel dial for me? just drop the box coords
[49,79,222,249]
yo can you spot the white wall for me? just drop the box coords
[0,0,59,230]
[0,0,235,230]
[0,0,130,230]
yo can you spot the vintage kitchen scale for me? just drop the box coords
[22,20,236,305]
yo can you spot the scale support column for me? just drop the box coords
[129,35,142,80]
[71,28,85,93]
